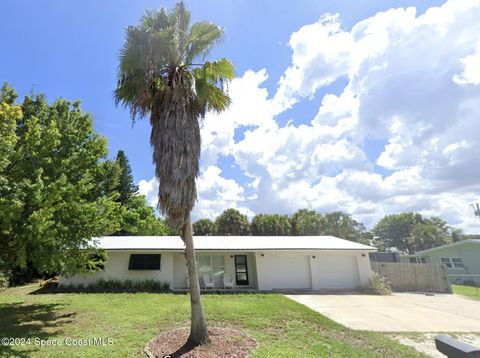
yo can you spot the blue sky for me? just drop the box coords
[2,0,480,231]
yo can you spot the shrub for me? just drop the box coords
[59,278,170,292]
[362,272,392,295]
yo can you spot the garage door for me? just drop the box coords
[316,255,360,290]
[261,255,311,289]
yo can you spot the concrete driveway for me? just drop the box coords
[286,293,480,332]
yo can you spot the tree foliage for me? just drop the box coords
[118,195,171,236]
[408,217,451,253]
[0,84,120,276]
[112,150,169,236]
[193,218,216,236]
[373,213,422,252]
[290,209,324,236]
[251,214,292,236]
[373,213,452,253]
[115,150,139,205]
[322,211,365,242]
[288,210,365,240]
[194,208,462,253]
[215,209,251,236]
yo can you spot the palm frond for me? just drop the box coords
[198,81,231,112]
[168,1,190,66]
[192,59,234,113]
[119,27,150,73]
[114,69,152,120]
[172,1,190,34]
[141,8,170,32]
[150,30,177,66]
[185,22,223,64]
[205,58,235,83]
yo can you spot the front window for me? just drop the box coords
[197,255,225,286]
[440,257,464,269]
[128,254,161,270]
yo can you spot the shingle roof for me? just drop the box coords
[91,236,376,251]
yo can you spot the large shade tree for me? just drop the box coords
[322,211,365,242]
[0,84,120,278]
[114,2,234,344]
[373,213,423,252]
[373,213,453,253]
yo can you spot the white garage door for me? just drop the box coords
[316,255,360,290]
[261,255,311,289]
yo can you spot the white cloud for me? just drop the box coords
[138,177,159,208]
[453,45,480,85]
[200,69,275,166]
[194,166,253,220]
[139,166,252,222]
[138,0,480,234]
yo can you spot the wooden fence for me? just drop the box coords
[371,262,451,293]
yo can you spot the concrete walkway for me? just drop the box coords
[286,293,480,332]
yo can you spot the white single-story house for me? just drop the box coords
[60,236,376,291]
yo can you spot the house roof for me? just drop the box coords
[415,239,480,255]
[91,236,376,252]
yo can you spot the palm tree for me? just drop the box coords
[114,2,234,345]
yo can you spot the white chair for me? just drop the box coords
[202,274,214,289]
[223,274,234,289]
[185,273,190,288]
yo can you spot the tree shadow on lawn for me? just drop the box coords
[165,341,197,358]
[0,302,75,358]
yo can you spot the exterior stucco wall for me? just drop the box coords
[356,251,374,286]
[173,252,187,288]
[59,251,174,287]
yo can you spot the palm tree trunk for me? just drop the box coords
[182,214,210,345]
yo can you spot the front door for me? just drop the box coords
[234,255,249,285]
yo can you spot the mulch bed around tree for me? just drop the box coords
[145,327,257,358]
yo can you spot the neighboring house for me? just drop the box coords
[60,236,376,291]
[402,239,480,286]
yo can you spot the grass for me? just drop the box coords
[0,285,427,358]
[452,284,480,301]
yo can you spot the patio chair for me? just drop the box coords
[223,274,234,289]
[185,273,189,288]
[202,274,214,289]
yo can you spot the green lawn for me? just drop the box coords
[0,285,426,358]
[452,284,480,301]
